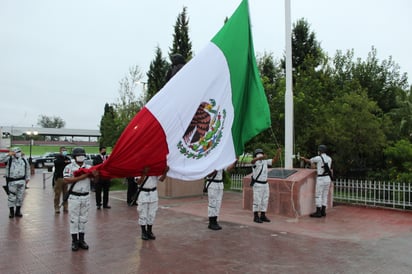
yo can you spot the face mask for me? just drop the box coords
[101,152,106,156]
[256,153,264,158]
[15,152,22,158]
[76,155,86,162]
[62,151,68,156]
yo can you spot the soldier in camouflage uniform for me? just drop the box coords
[0,147,30,218]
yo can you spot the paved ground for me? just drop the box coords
[1,170,412,274]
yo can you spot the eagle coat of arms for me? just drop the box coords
[177,99,226,159]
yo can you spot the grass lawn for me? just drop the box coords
[17,145,101,157]
[110,178,128,191]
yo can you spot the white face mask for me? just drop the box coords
[15,152,22,158]
[76,155,86,162]
[256,153,264,158]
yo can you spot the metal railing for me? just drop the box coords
[229,173,412,210]
[230,173,244,191]
[333,178,412,210]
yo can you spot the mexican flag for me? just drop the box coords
[95,0,271,180]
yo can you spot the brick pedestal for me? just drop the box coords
[157,177,204,198]
[242,168,333,217]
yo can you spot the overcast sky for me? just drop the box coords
[1,0,411,130]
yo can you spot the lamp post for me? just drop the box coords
[135,80,148,103]
[138,81,147,91]
[26,129,38,166]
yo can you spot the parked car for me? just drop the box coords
[32,152,98,168]
[32,152,60,168]
[84,154,99,166]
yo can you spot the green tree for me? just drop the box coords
[146,46,169,101]
[113,66,145,142]
[390,87,412,140]
[351,47,408,113]
[329,48,409,143]
[99,103,117,147]
[169,6,193,61]
[281,18,324,73]
[323,90,387,177]
[37,115,65,128]
[384,139,412,181]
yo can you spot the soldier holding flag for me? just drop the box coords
[136,166,169,240]
[64,147,98,251]
[204,160,236,230]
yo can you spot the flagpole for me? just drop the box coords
[284,0,293,169]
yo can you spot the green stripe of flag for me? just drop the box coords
[211,0,271,156]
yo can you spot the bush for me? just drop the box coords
[110,178,128,191]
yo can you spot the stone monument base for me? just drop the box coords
[157,177,204,198]
[242,168,333,218]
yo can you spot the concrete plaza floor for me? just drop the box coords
[1,170,412,274]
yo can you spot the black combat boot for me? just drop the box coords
[147,225,156,240]
[141,225,149,240]
[260,212,271,222]
[9,207,15,218]
[15,206,23,217]
[78,233,89,250]
[214,217,222,230]
[321,205,327,217]
[71,234,79,251]
[310,207,322,218]
[253,212,262,223]
[208,216,222,230]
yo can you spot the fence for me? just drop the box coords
[230,173,244,191]
[334,178,412,210]
[230,173,412,210]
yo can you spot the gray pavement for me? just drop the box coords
[1,169,412,273]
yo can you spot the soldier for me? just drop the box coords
[0,147,30,218]
[53,146,71,214]
[137,166,169,240]
[301,145,333,217]
[250,148,281,223]
[205,161,236,230]
[93,146,111,209]
[63,147,98,251]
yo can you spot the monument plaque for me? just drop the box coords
[267,169,297,179]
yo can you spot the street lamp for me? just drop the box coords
[135,80,147,93]
[26,129,38,165]
[135,80,147,102]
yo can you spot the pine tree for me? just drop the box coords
[146,46,169,101]
[99,103,117,147]
[169,6,193,61]
[281,18,323,73]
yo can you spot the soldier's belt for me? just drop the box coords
[6,176,26,182]
[70,191,89,196]
[140,187,157,192]
[208,179,223,183]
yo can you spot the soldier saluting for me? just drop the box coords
[0,147,30,218]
